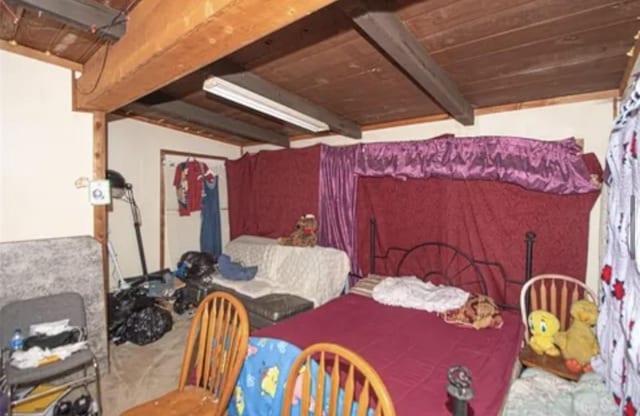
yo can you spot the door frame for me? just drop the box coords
[159,149,227,268]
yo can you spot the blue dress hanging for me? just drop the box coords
[200,175,222,257]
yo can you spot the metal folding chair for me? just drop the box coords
[0,292,102,415]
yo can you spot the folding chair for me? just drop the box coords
[0,292,102,415]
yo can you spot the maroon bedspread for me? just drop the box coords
[255,294,524,416]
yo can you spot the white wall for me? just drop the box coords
[0,50,94,242]
[245,99,614,293]
[108,119,241,284]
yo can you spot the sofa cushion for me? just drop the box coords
[245,293,313,322]
[195,282,313,329]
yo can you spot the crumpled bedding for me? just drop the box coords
[371,276,469,313]
[211,235,350,306]
[502,368,617,416]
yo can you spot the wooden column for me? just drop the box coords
[92,112,109,317]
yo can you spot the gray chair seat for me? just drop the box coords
[6,348,94,385]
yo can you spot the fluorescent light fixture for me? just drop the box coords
[203,77,330,133]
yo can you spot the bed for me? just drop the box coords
[254,221,535,415]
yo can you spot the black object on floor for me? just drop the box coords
[178,251,217,280]
[72,394,92,416]
[53,400,72,416]
[173,275,217,315]
[108,286,173,345]
[121,305,173,346]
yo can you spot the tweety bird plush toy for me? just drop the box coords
[527,310,561,356]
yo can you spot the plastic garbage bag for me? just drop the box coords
[177,251,217,280]
[121,306,173,346]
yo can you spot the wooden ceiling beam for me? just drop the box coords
[342,0,474,125]
[74,0,339,112]
[126,101,290,148]
[208,61,362,138]
[114,109,251,147]
[6,0,125,40]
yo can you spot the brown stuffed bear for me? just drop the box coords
[277,214,318,247]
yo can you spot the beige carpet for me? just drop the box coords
[100,316,191,416]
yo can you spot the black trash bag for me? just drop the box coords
[107,286,154,344]
[177,251,217,280]
[122,305,173,346]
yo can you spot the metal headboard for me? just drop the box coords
[368,219,536,309]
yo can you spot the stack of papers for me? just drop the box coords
[13,384,71,416]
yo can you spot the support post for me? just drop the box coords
[369,218,376,274]
[92,111,109,364]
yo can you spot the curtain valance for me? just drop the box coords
[353,136,599,194]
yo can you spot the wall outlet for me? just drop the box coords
[89,180,111,205]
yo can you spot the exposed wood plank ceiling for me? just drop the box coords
[1,0,638,147]
[0,0,134,62]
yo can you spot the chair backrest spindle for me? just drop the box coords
[282,343,396,416]
[177,292,249,409]
[520,274,597,341]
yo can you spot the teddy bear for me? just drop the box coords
[527,310,561,356]
[277,214,318,247]
[553,299,599,373]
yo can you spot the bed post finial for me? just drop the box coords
[525,231,536,282]
[370,218,376,274]
[447,366,474,416]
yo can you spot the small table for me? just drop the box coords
[519,344,581,381]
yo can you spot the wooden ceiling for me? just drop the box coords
[0,0,136,63]
[1,0,638,147]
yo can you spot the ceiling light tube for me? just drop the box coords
[203,77,330,133]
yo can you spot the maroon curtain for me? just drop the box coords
[356,176,600,306]
[226,145,321,239]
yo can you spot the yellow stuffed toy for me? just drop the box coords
[553,299,599,373]
[527,310,561,356]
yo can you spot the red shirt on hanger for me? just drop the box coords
[173,160,214,216]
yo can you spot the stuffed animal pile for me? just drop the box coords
[554,299,599,373]
[277,214,318,247]
[526,298,599,374]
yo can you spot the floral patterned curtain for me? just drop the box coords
[594,85,640,414]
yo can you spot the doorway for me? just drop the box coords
[159,149,228,270]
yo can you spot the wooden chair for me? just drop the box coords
[121,292,249,416]
[520,273,597,342]
[282,343,396,416]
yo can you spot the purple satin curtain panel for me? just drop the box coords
[318,145,360,272]
[355,136,599,194]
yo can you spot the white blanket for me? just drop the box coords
[11,341,87,369]
[502,368,617,416]
[372,276,469,313]
[217,235,350,306]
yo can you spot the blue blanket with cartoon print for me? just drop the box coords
[227,337,372,416]
[228,337,298,416]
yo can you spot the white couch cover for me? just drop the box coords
[209,235,350,306]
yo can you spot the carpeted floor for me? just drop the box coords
[100,317,190,416]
